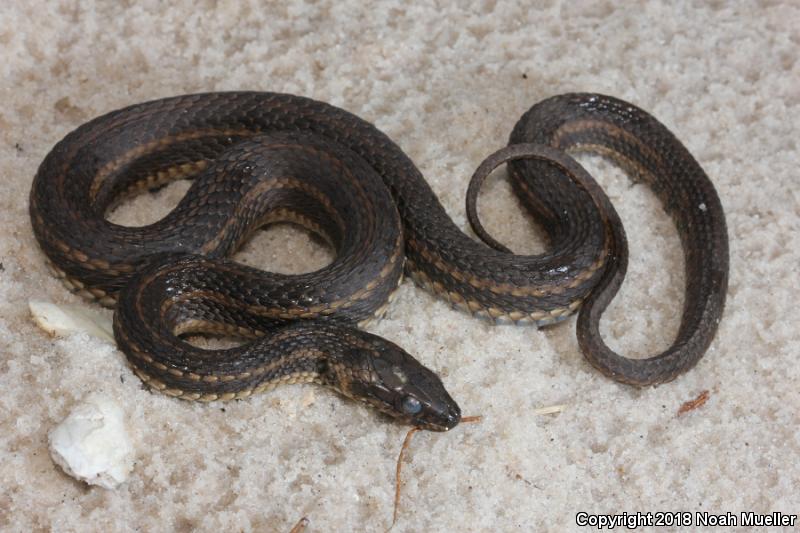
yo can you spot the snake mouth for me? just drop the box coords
[414,403,461,432]
[437,409,462,431]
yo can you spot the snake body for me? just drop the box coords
[29,92,728,430]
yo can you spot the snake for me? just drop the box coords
[29,92,729,431]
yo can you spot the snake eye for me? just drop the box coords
[401,395,422,415]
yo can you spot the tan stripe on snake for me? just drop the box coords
[29,92,729,431]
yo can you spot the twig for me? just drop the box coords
[389,415,483,530]
[289,516,309,533]
[677,390,710,416]
[532,404,566,415]
[390,427,420,530]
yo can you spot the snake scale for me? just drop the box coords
[29,92,728,430]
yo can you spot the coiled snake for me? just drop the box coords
[29,92,729,431]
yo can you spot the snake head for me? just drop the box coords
[343,337,461,431]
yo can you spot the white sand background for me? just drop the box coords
[1,1,798,531]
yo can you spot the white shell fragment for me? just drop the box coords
[48,395,135,489]
[29,300,114,342]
